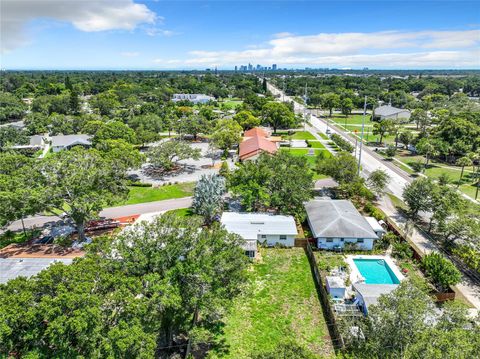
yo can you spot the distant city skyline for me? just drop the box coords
[1,0,480,70]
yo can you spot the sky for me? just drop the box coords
[1,0,480,70]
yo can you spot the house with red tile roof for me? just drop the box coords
[239,127,278,161]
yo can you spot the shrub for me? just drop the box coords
[385,145,397,158]
[410,160,424,174]
[393,241,413,260]
[330,134,354,152]
[364,201,385,221]
[421,253,462,292]
[453,245,480,272]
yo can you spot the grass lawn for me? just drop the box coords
[308,140,326,149]
[291,131,317,140]
[117,183,195,205]
[208,248,334,358]
[165,207,201,218]
[318,132,329,140]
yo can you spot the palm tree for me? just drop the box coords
[456,156,473,188]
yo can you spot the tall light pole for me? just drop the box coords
[303,82,308,131]
[357,96,367,176]
[282,78,286,102]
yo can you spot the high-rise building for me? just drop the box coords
[272,64,277,70]
[248,63,253,71]
[256,64,262,71]
[234,65,238,72]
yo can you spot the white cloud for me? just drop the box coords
[272,32,295,39]
[1,0,156,52]
[181,29,480,68]
[121,51,140,57]
[146,28,178,37]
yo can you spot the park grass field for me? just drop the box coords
[118,183,195,205]
[207,248,334,358]
[291,131,317,140]
[308,140,326,149]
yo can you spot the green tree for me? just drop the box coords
[210,119,242,156]
[93,121,137,144]
[403,177,435,218]
[317,152,359,184]
[192,174,226,224]
[411,108,430,132]
[416,138,438,171]
[385,144,397,158]
[399,129,414,149]
[90,91,120,116]
[233,110,261,130]
[0,92,27,124]
[262,101,296,134]
[456,156,473,187]
[367,169,390,197]
[175,114,210,140]
[148,140,201,171]
[38,147,130,240]
[421,253,462,292]
[372,119,394,145]
[321,92,340,117]
[340,97,353,118]
[0,127,29,148]
[229,152,313,217]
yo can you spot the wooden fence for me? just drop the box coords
[304,241,345,351]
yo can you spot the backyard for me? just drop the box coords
[208,248,334,358]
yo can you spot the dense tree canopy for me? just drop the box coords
[0,213,248,358]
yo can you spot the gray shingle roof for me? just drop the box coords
[374,105,410,117]
[304,200,378,239]
[51,134,92,147]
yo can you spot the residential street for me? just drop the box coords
[6,197,193,232]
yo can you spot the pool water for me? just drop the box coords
[353,259,400,284]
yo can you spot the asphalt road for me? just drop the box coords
[6,197,193,232]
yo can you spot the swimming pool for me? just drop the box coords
[353,258,401,284]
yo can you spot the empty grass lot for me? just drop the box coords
[117,182,195,205]
[208,248,334,358]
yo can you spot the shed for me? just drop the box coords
[326,275,346,299]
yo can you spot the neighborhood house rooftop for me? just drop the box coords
[220,212,297,240]
[0,258,73,284]
[304,199,378,239]
[50,134,92,147]
[373,105,410,117]
[353,282,398,309]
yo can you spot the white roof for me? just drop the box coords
[326,275,345,288]
[353,283,398,309]
[220,212,298,240]
[365,217,386,233]
[0,257,73,284]
[51,134,92,147]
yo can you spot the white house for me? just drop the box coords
[50,134,92,152]
[373,105,411,122]
[304,199,379,250]
[172,94,215,104]
[220,212,298,258]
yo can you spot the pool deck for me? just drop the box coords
[346,254,405,285]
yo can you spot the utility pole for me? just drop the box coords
[303,82,308,131]
[357,96,367,176]
[282,78,286,102]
